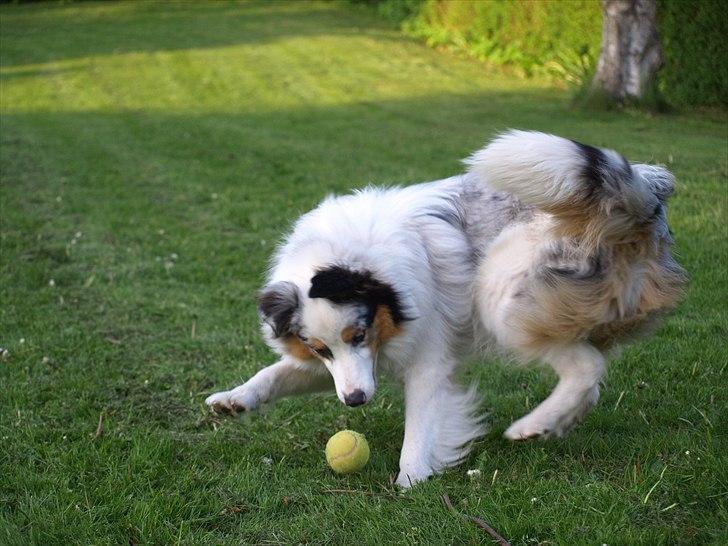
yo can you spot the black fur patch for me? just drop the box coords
[258,281,299,337]
[425,201,465,229]
[546,255,603,281]
[649,203,663,220]
[572,140,630,197]
[427,209,463,229]
[312,345,333,360]
[573,140,610,191]
[540,242,606,285]
[308,265,409,324]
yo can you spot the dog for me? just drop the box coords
[206,130,686,488]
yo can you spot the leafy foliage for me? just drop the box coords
[657,0,728,108]
[370,0,601,87]
[367,0,727,107]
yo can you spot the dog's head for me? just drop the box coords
[258,265,408,407]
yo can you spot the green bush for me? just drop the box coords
[374,0,602,87]
[363,0,726,108]
[657,0,727,108]
[350,0,425,24]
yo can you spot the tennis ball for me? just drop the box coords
[325,430,370,474]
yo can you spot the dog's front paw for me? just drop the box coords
[395,464,433,489]
[205,391,235,414]
[205,383,263,415]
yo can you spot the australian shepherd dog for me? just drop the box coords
[206,131,686,487]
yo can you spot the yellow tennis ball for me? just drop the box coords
[325,430,370,474]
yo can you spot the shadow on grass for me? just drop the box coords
[4,85,712,224]
[0,87,625,190]
[3,88,718,436]
[0,65,82,81]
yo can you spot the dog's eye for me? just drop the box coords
[313,346,333,360]
[351,330,366,345]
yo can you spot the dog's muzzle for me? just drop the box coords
[344,389,366,407]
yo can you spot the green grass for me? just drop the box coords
[1,1,726,544]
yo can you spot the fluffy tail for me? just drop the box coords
[466,130,674,247]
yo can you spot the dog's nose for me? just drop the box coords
[344,389,366,407]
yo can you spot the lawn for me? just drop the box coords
[1,1,726,544]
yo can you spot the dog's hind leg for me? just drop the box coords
[504,343,605,440]
[206,358,333,414]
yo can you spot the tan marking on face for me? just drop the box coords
[369,305,401,349]
[284,336,316,361]
[341,325,358,343]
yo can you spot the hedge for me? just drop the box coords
[657,0,727,108]
[360,0,727,108]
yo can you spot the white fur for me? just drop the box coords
[208,178,486,487]
[466,130,588,208]
[466,129,628,209]
[206,131,679,488]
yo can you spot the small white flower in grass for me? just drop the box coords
[685,450,690,455]
[211,193,219,200]
[158,229,165,235]
[170,253,178,261]
[42,356,50,364]
[19,338,25,344]
[1,348,9,360]
[466,469,481,479]
[144,379,149,385]
[75,231,82,239]
[531,497,538,503]
[63,435,67,440]
[164,260,174,271]
[56,196,62,202]
[48,279,56,287]
[261,456,273,466]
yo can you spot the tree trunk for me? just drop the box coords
[591,0,662,103]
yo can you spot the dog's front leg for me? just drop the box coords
[396,366,445,487]
[396,356,484,488]
[206,358,332,414]
[397,356,469,488]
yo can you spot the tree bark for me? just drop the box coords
[591,0,662,102]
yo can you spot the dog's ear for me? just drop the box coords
[309,265,408,324]
[258,281,300,337]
